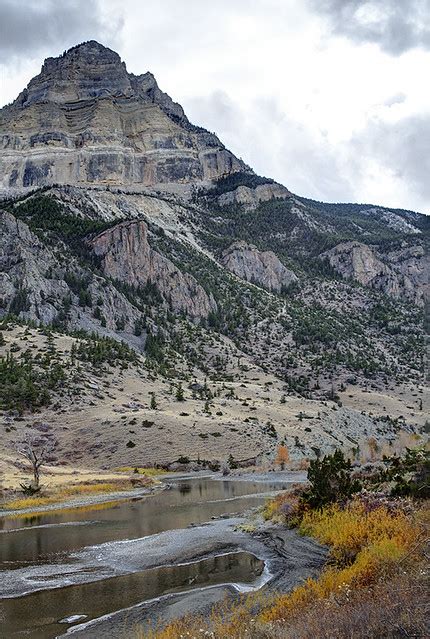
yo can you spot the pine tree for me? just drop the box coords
[301,450,361,510]
[175,383,185,401]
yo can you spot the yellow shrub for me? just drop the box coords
[60,482,117,496]
[3,495,58,510]
[299,500,418,565]
[263,497,283,521]
[260,500,420,624]
[115,466,166,477]
[4,481,131,510]
[262,489,303,525]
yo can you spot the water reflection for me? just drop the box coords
[1,478,283,567]
[0,552,264,639]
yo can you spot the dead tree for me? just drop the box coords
[15,433,55,490]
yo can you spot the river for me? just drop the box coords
[0,474,305,638]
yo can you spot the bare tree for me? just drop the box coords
[15,433,55,490]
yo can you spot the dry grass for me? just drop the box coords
[258,565,429,639]
[5,499,124,519]
[2,478,150,510]
[115,466,167,477]
[299,499,418,565]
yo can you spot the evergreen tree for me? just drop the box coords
[175,383,185,401]
[301,449,361,510]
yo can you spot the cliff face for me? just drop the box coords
[0,208,214,351]
[0,38,427,355]
[91,220,216,319]
[0,210,142,337]
[221,241,298,292]
[0,41,248,193]
[322,241,429,305]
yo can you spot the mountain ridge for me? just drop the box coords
[0,41,427,469]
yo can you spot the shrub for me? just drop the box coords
[0,353,53,412]
[379,448,430,498]
[175,383,185,401]
[301,449,362,510]
[299,499,417,566]
[275,444,290,469]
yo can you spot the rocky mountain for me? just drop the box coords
[0,41,248,194]
[0,42,428,467]
[91,220,216,319]
[322,241,428,305]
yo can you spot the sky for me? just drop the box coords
[1,0,429,213]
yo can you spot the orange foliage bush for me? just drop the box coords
[275,445,290,469]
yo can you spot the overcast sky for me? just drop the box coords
[1,0,429,213]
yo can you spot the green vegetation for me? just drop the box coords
[301,450,362,510]
[175,383,185,401]
[71,334,138,369]
[0,351,65,413]
[376,448,430,498]
[7,195,113,257]
[205,171,274,197]
[1,187,424,389]
[9,287,31,315]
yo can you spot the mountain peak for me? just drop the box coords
[42,40,123,73]
[59,40,120,58]
[0,42,248,193]
[15,41,129,108]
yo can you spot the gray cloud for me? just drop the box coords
[184,91,356,202]
[0,0,123,58]
[308,0,430,55]
[352,113,430,203]
[185,90,430,211]
[0,0,427,212]
[383,92,407,107]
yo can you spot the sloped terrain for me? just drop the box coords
[0,41,428,470]
[0,323,426,472]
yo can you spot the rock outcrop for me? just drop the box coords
[221,241,298,292]
[91,220,215,318]
[0,210,142,338]
[322,241,429,305]
[0,41,248,194]
[218,183,291,209]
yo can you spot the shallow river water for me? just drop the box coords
[0,475,297,638]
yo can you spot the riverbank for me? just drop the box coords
[1,471,321,639]
[55,517,327,638]
[136,479,429,639]
[0,468,305,518]
[0,483,164,518]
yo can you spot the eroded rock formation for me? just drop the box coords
[0,41,248,193]
[91,220,216,318]
[322,241,429,305]
[221,241,298,292]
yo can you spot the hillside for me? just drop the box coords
[0,42,428,471]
